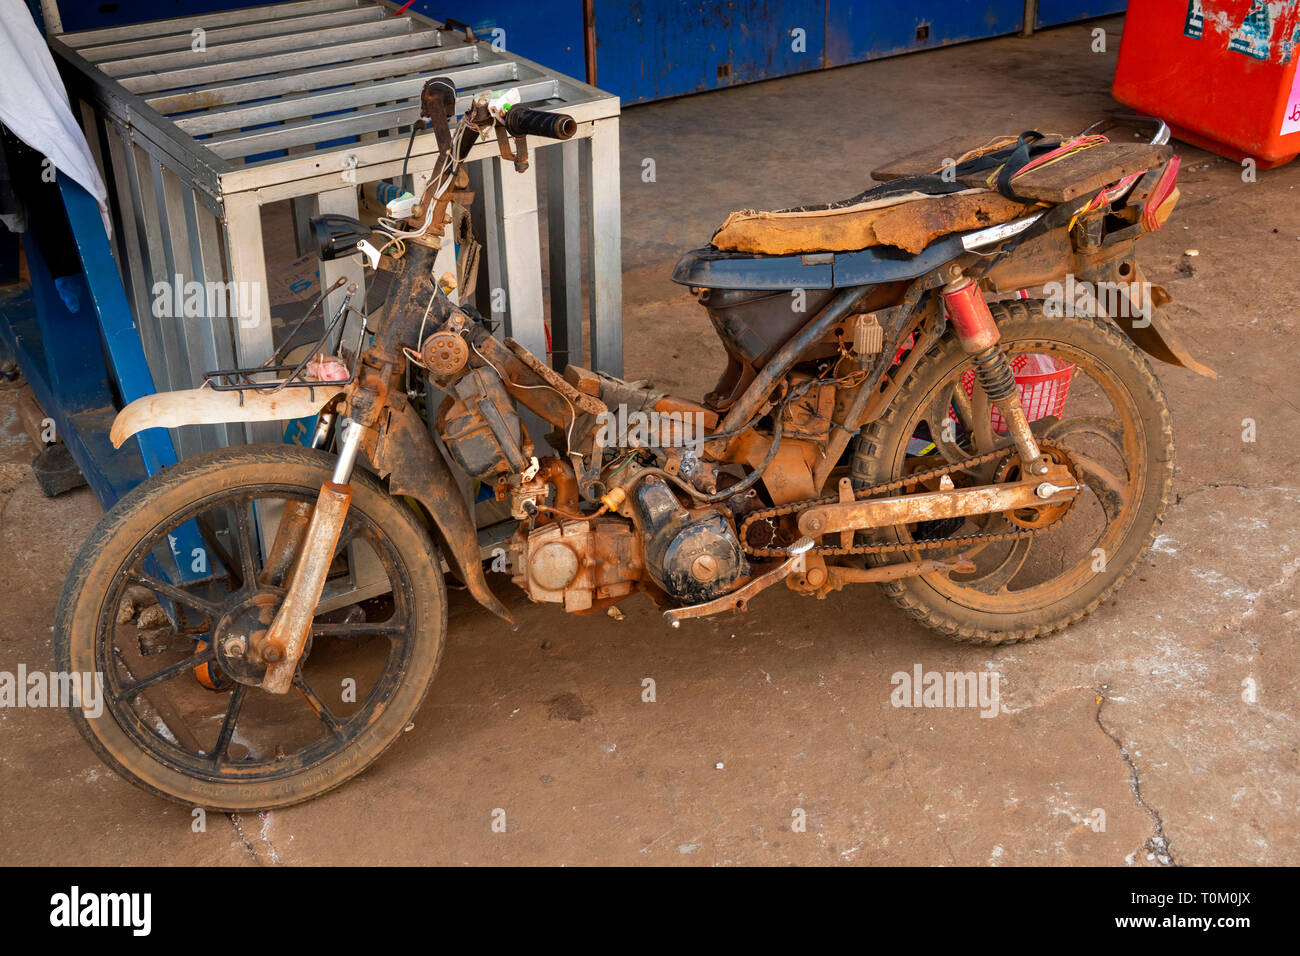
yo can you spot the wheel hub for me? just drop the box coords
[993,444,1078,530]
[213,589,309,686]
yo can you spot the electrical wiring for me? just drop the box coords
[368,232,405,261]
[399,119,423,186]
[400,286,448,398]
[370,121,470,251]
[1068,170,1144,230]
[377,200,437,240]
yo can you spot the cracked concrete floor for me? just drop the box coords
[1,16,1296,865]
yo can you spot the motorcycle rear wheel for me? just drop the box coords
[851,301,1174,644]
[55,444,447,811]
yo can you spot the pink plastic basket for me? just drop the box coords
[891,338,1075,435]
[958,353,1075,433]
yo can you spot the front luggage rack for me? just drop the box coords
[202,276,367,404]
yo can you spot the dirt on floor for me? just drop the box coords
[1,15,1297,865]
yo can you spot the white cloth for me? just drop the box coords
[0,0,111,237]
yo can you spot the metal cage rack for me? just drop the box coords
[49,0,623,458]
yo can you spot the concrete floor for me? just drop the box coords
[2,15,1297,866]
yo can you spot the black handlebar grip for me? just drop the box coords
[503,107,577,140]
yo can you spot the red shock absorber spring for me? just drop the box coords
[941,272,1046,474]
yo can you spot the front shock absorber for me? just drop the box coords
[941,269,1048,476]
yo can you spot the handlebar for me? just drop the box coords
[502,106,577,141]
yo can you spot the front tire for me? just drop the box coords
[55,444,447,811]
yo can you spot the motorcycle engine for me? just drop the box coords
[630,475,748,604]
[508,517,644,613]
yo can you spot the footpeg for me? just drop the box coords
[664,537,813,627]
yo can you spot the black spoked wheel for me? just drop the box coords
[56,444,446,811]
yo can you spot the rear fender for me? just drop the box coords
[1107,274,1216,379]
[1079,252,1216,379]
[980,233,1214,378]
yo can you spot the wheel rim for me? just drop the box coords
[94,483,417,783]
[881,334,1149,615]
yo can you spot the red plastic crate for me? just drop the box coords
[1113,0,1300,168]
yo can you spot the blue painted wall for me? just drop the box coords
[43,0,1125,103]
[53,0,274,32]
[595,0,1125,102]
[591,0,825,102]
[826,1,1024,66]
[1036,0,1126,29]
[404,1,587,82]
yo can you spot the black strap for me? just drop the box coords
[855,132,1061,206]
[753,132,1062,225]
[992,131,1049,203]
[912,130,1059,202]
[915,130,1057,203]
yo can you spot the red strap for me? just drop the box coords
[1142,156,1181,232]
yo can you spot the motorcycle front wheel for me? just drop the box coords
[851,301,1174,644]
[55,444,447,811]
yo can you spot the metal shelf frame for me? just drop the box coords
[48,0,623,459]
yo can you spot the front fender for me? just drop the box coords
[110,385,344,449]
[372,398,515,626]
[111,385,515,626]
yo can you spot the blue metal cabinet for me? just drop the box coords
[1036,1,1126,29]
[0,177,180,505]
[592,0,825,102]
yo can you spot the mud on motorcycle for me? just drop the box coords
[56,82,1211,809]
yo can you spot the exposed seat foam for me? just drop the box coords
[710,178,1035,258]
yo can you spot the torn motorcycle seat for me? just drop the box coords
[711,176,1038,257]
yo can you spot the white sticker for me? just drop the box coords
[1283,63,1300,135]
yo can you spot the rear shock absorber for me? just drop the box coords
[941,268,1048,476]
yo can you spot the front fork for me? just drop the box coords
[941,268,1048,476]
[256,413,364,694]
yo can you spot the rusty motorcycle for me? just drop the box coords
[56,81,1210,809]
